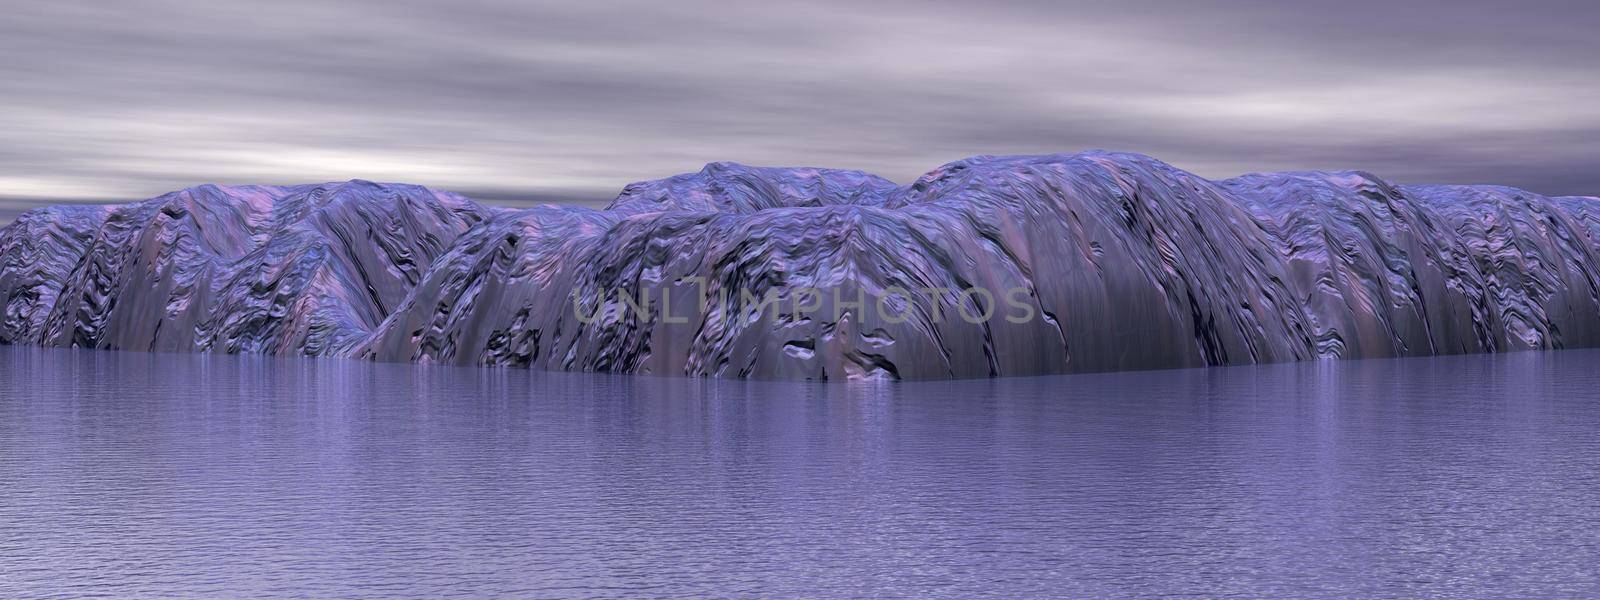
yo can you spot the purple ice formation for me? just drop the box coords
[3,152,1598,380]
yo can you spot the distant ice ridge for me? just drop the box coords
[3,152,1599,380]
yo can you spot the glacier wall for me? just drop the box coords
[3,152,1597,380]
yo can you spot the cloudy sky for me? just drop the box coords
[2,0,1596,221]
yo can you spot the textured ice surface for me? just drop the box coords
[4,152,1599,380]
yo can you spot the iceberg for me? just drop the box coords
[4,152,1597,380]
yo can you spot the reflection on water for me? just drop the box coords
[2,346,1599,597]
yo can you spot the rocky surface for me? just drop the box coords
[3,152,1598,380]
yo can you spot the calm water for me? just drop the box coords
[2,347,1598,598]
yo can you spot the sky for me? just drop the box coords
[2,0,1597,221]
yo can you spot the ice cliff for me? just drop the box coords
[3,152,1598,380]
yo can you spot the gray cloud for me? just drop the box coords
[2,0,1597,222]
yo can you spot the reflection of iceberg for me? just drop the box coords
[4,152,1599,380]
